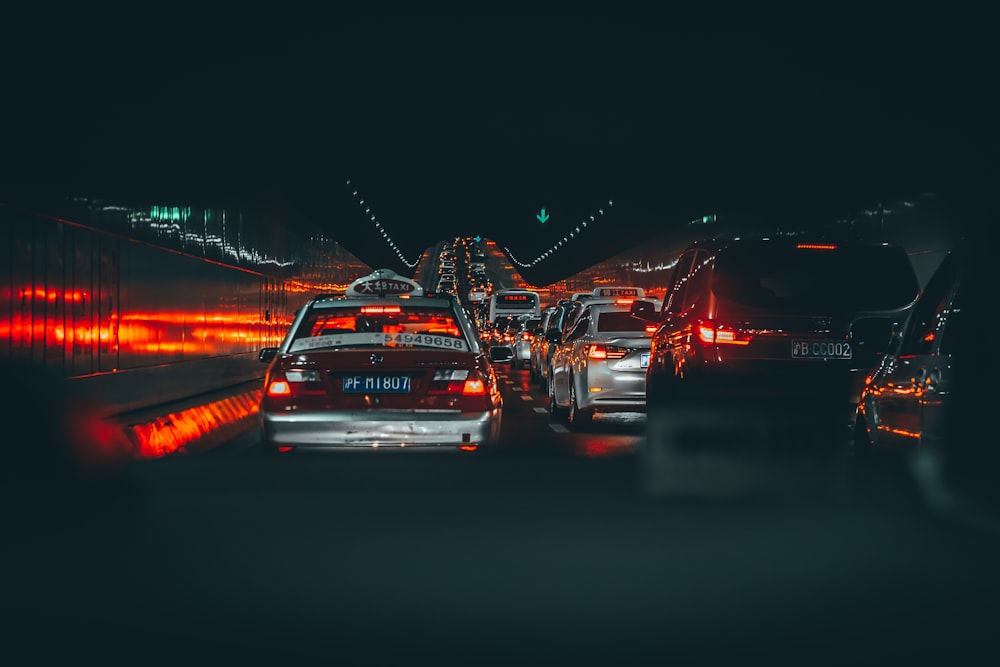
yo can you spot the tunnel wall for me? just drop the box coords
[1,200,371,414]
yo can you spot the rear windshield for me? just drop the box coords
[712,243,919,311]
[596,311,648,332]
[288,304,470,352]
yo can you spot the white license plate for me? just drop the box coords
[343,375,411,393]
[791,340,852,359]
[640,352,650,368]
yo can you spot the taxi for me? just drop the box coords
[257,269,504,452]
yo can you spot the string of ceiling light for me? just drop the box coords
[346,179,419,269]
[506,200,614,268]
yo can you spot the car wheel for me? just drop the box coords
[568,381,593,429]
[548,373,567,421]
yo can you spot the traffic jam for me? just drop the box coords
[255,232,969,509]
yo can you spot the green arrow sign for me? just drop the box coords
[536,208,550,223]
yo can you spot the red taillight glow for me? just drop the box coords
[458,445,479,452]
[616,299,634,305]
[462,378,487,395]
[695,319,751,346]
[796,243,837,250]
[521,332,532,341]
[361,305,402,314]
[266,380,292,396]
[429,370,488,396]
[587,344,628,360]
[278,446,295,453]
[645,325,658,334]
[588,344,608,359]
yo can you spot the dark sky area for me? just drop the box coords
[3,10,997,279]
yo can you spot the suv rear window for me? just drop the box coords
[712,242,919,311]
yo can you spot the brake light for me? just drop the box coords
[587,344,628,359]
[796,243,837,250]
[361,305,402,314]
[267,380,291,396]
[645,325,658,334]
[521,332,532,341]
[616,299,634,305]
[587,344,607,359]
[695,319,752,346]
[429,369,488,395]
[462,376,487,395]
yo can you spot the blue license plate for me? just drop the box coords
[640,353,650,368]
[342,375,411,393]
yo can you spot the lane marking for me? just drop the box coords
[549,424,569,433]
[512,386,522,391]
[533,407,548,414]
[520,395,533,401]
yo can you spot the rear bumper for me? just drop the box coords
[579,368,647,412]
[261,407,501,448]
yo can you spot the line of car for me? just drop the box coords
[256,234,973,510]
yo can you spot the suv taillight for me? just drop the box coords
[694,319,752,346]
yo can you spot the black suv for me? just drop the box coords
[630,237,920,494]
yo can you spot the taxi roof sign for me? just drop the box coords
[592,286,645,298]
[346,269,424,297]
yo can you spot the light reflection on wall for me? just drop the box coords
[1,202,371,380]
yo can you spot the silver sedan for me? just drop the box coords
[547,301,655,428]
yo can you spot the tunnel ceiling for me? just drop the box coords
[3,10,997,282]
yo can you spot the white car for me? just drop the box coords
[548,300,655,428]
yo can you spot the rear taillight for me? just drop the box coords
[462,375,487,395]
[266,380,291,397]
[521,332,532,341]
[645,325,658,334]
[587,344,628,359]
[429,369,488,395]
[694,319,752,346]
[267,370,321,397]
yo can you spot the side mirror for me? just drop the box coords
[258,347,278,363]
[489,346,514,363]
[630,300,658,322]
[545,328,562,344]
